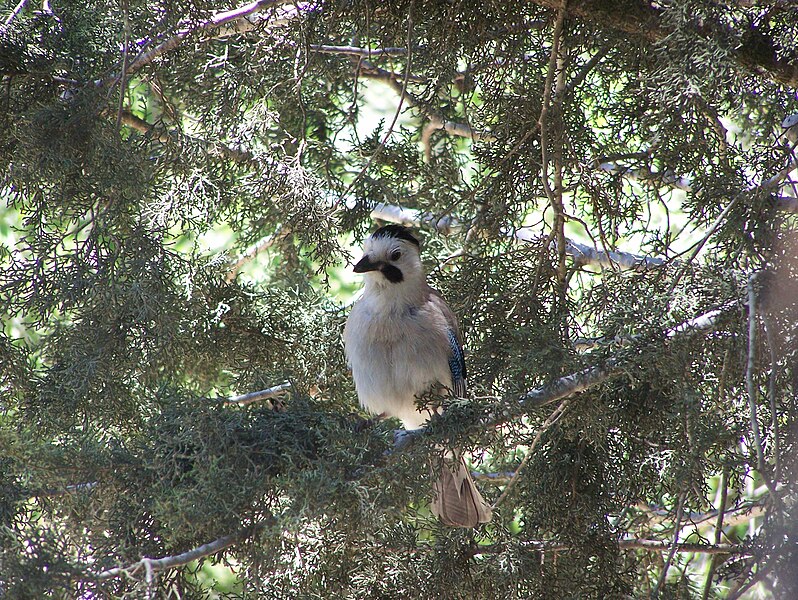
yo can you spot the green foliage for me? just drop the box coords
[1,0,797,597]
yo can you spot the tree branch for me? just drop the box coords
[515,304,730,412]
[225,228,285,282]
[492,396,573,509]
[539,4,568,288]
[370,202,665,271]
[393,304,732,451]
[529,0,798,88]
[471,538,749,557]
[94,526,257,580]
[0,0,28,34]
[309,44,408,58]
[355,59,495,145]
[103,0,305,84]
[225,382,292,406]
[599,161,693,192]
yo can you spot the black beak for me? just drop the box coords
[353,255,382,273]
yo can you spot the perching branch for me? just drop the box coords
[393,304,731,451]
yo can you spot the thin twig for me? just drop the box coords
[565,46,609,94]
[745,275,783,510]
[338,1,414,202]
[652,492,686,597]
[763,316,781,482]
[701,469,729,600]
[539,5,568,288]
[225,230,283,282]
[492,396,572,509]
[666,197,741,296]
[115,0,130,130]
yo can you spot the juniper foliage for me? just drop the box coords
[1,0,797,597]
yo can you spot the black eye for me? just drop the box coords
[389,249,402,261]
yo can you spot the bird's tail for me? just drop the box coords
[431,451,492,528]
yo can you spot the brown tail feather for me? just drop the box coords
[431,453,492,528]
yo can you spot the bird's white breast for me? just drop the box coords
[344,295,453,429]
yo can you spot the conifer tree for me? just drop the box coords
[1,1,797,597]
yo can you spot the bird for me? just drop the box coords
[343,224,492,528]
[781,113,798,147]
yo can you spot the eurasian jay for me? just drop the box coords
[343,224,492,527]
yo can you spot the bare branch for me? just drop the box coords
[370,202,462,234]
[515,227,665,271]
[471,538,749,557]
[422,114,498,143]
[371,202,665,271]
[1,0,28,33]
[95,527,255,580]
[515,304,730,412]
[103,0,305,84]
[225,229,284,282]
[225,382,292,406]
[309,44,408,58]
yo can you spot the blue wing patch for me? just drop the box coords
[446,329,467,396]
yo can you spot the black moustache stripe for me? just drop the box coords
[380,264,404,283]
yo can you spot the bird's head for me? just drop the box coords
[353,224,424,289]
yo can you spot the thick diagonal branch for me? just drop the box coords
[529,0,798,88]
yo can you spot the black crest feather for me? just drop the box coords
[372,224,420,247]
